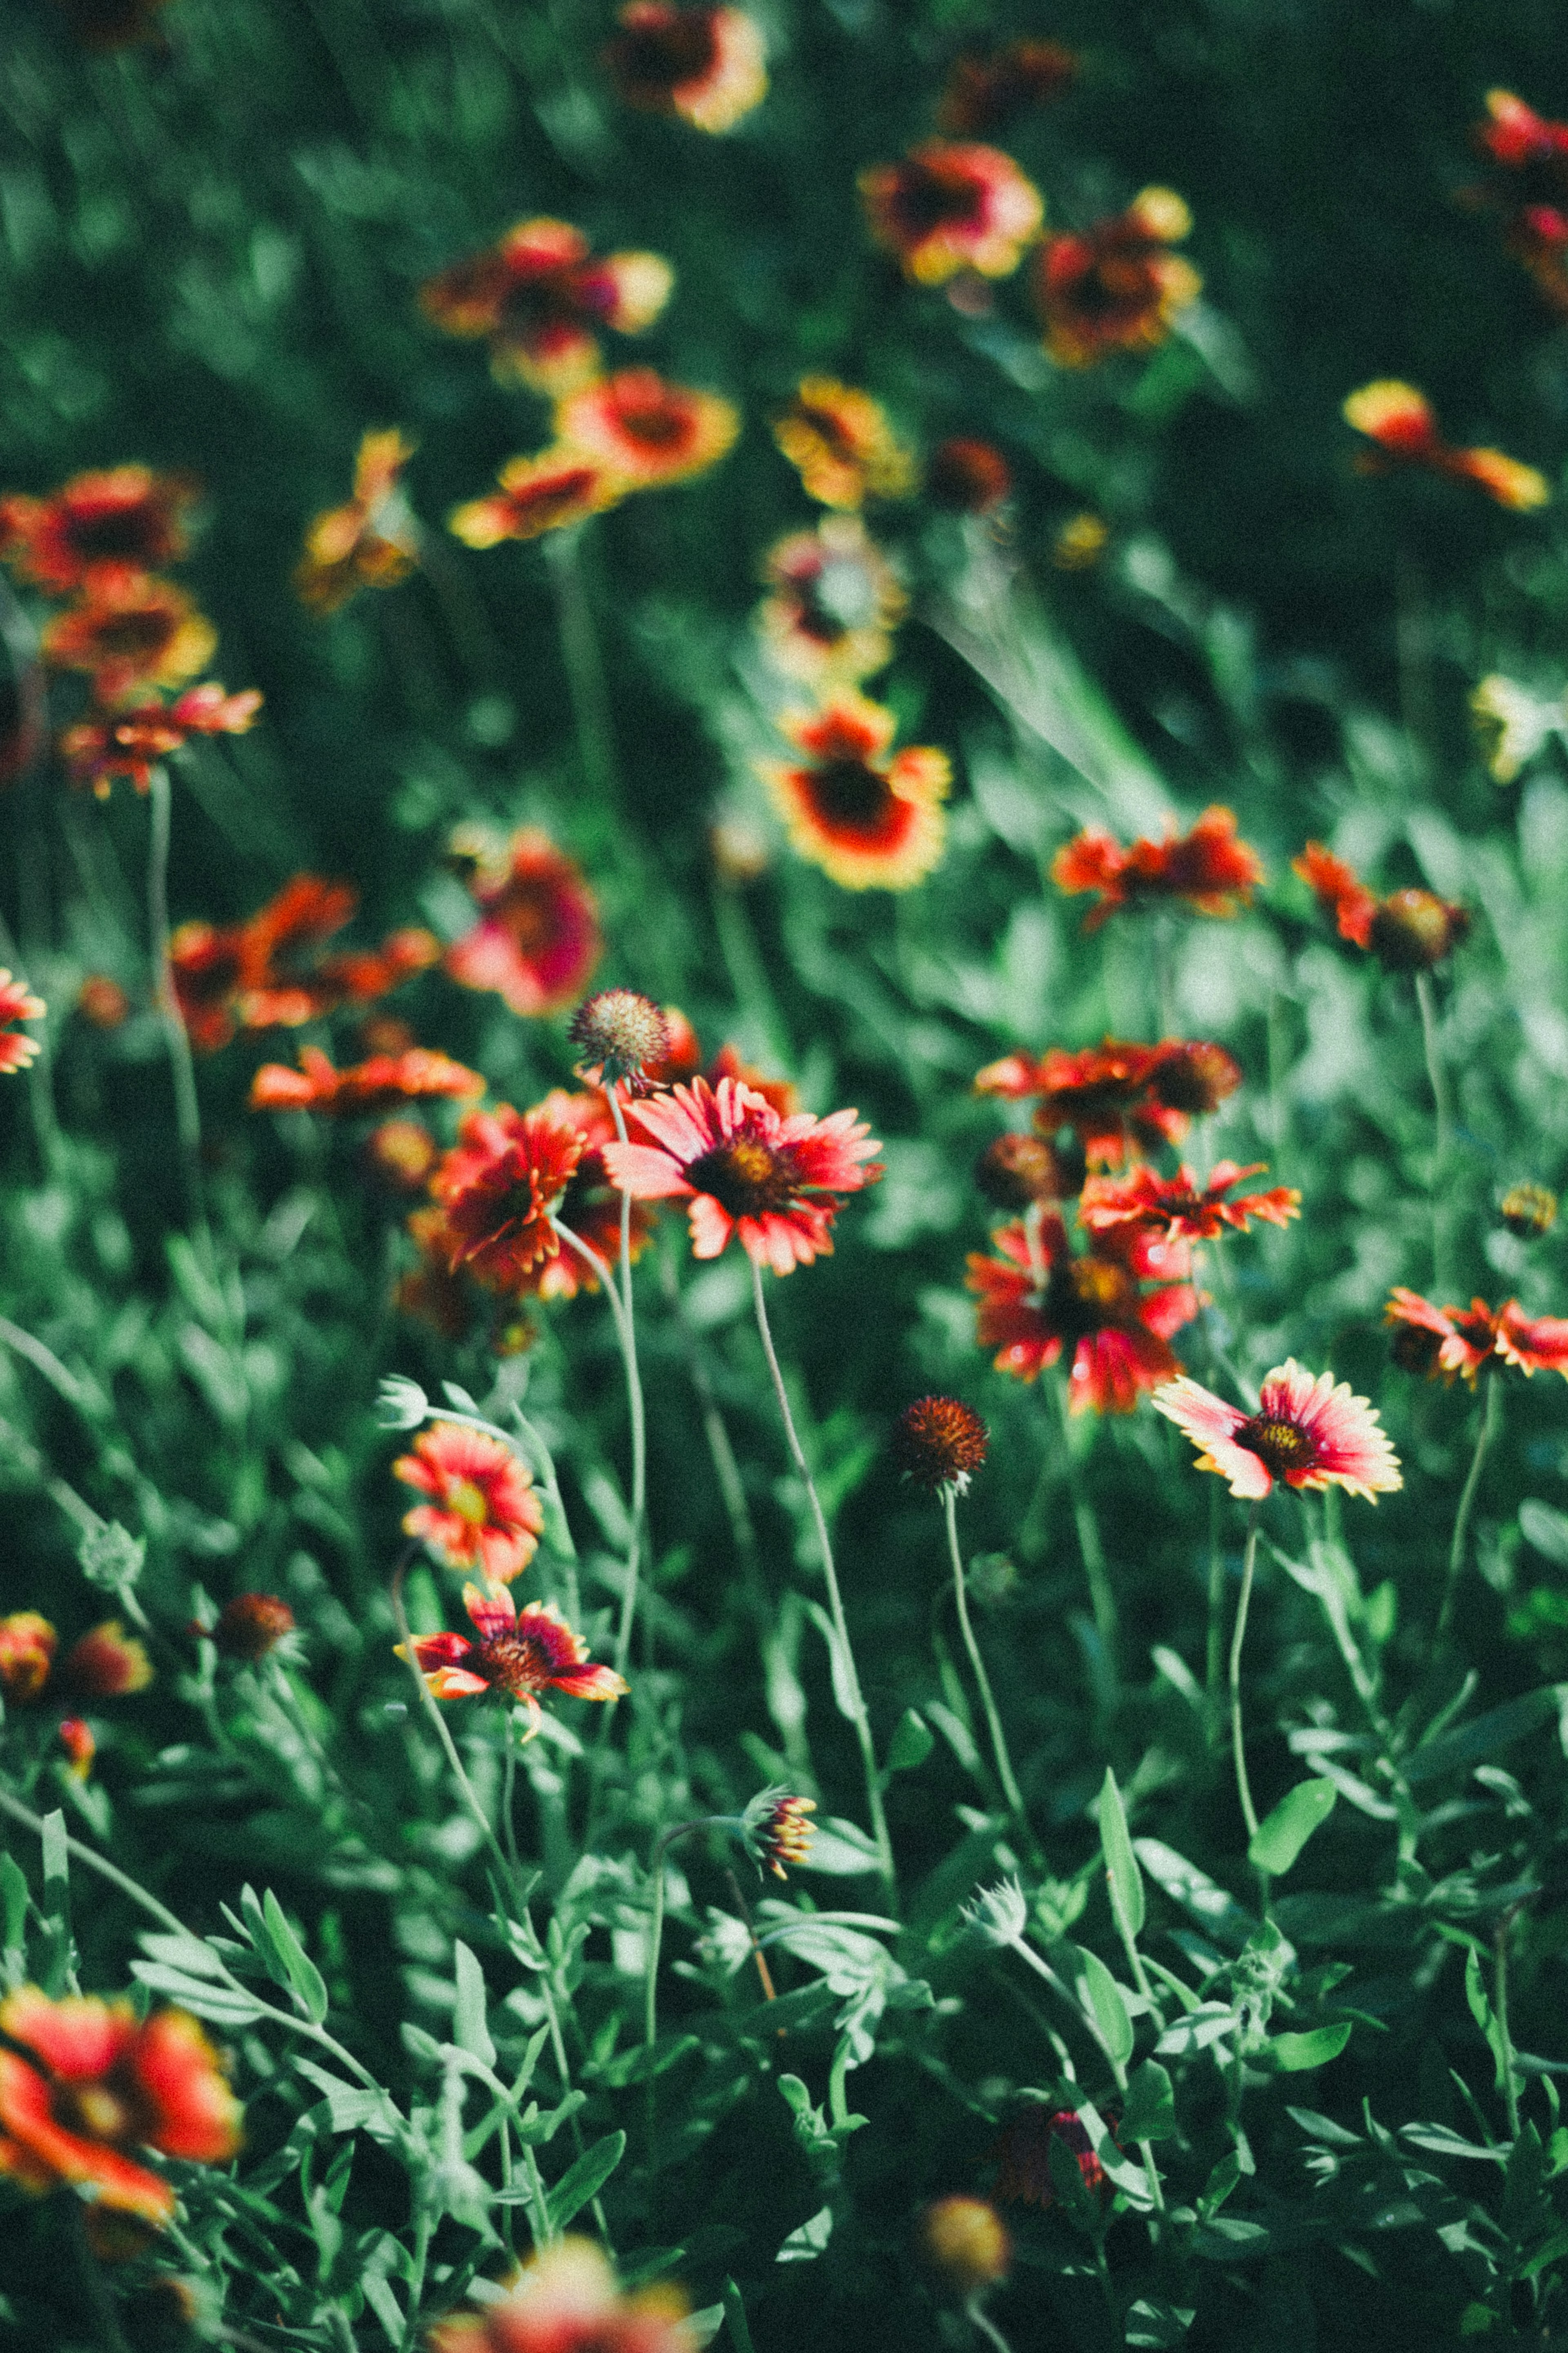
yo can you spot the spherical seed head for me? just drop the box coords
[1501,1181,1558,1238]
[919,2196,1011,2294]
[213,1592,296,1662]
[975,1131,1082,1207]
[894,1395,990,1493]
[568,988,672,1086]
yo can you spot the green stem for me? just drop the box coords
[657,1242,765,1616]
[749,1257,896,1904]
[1051,1375,1118,1691]
[1205,1477,1226,1746]
[965,2297,1014,2353]
[1494,1916,1521,2143]
[545,524,619,808]
[1229,1505,1262,1847]
[942,1487,1036,1860]
[641,1817,731,2048]
[1414,969,1452,1292]
[551,1215,644,1682]
[146,765,207,1238]
[65,2192,133,2353]
[1003,1930,1163,2216]
[1437,1372,1503,1644]
[605,1090,649,1678]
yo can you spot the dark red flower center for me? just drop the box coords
[686,1133,795,1218]
[889,161,987,238]
[807,757,892,831]
[63,504,167,563]
[86,609,179,659]
[1039,1251,1137,1339]
[52,2061,154,2149]
[615,13,718,89]
[493,880,558,953]
[1235,1414,1316,1476]
[477,1630,561,1700]
[1369,890,1467,972]
[615,393,690,451]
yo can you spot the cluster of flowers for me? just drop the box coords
[0,1606,150,1782]
[1471,88,1568,318]
[167,872,439,1053]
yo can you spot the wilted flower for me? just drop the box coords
[0,466,198,593]
[449,451,625,547]
[1385,1287,1568,1384]
[992,2103,1106,2207]
[926,437,1012,515]
[760,690,950,891]
[1293,842,1471,972]
[1154,1361,1402,1500]
[556,369,739,490]
[969,1216,1201,1412]
[893,1396,990,1493]
[42,573,216,699]
[773,378,917,511]
[1343,381,1549,512]
[1470,674,1563,784]
[211,1593,296,1662]
[0,971,45,1075]
[859,141,1043,285]
[569,988,672,1090]
[294,430,419,615]
[394,1422,546,1584]
[919,2195,1011,2294]
[248,1045,483,1117]
[757,516,906,685]
[400,1587,626,1738]
[742,1787,818,1879]
[605,2,766,133]
[937,39,1076,136]
[60,1621,152,1700]
[60,680,262,798]
[431,1104,588,1293]
[420,218,673,393]
[0,1611,57,1703]
[1035,188,1200,366]
[1052,805,1264,928]
[445,828,601,1017]
[1080,1161,1300,1245]
[1501,1182,1558,1238]
[430,2237,696,2353]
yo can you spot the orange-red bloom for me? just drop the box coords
[0,467,198,594]
[432,1102,587,1292]
[444,828,601,1017]
[430,2237,696,2353]
[605,2,766,133]
[0,1988,241,2226]
[526,1090,659,1298]
[394,1422,546,1584]
[555,369,739,491]
[1080,1161,1300,1244]
[860,141,1042,285]
[1472,91,1568,315]
[402,1587,626,1737]
[421,218,673,393]
[1156,1362,1401,1501]
[748,1790,817,1880]
[1385,1287,1568,1385]
[773,379,917,511]
[927,437,1012,514]
[601,1074,881,1274]
[893,1395,990,1492]
[0,1611,57,1703]
[1052,805,1263,929]
[1343,381,1550,512]
[57,1719,95,1780]
[1293,842,1471,971]
[761,691,950,890]
[757,516,906,685]
[968,1215,1201,1412]
[0,970,45,1076]
[450,451,625,548]
[60,680,262,797]
[170,876,438,1051]
[938,40,1076,136]
[294,430,419,615]
[1035,188,1200,366]
[60,1621,152,1701]
[974,1037,1241,1170]
[42,573,216,699]
[249,1044,483,1117]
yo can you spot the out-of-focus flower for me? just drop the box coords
[860,141,1042,285]
[1052,510,1109,569]
[926,437,1012,515]
[605,2,766,133]
[773,378,917,511]
[920,2195,1011,2294]
[760,690,950,890]
[938,39,1076,136]
[992,2103,1105,2207]
[76,975,130,1030]
[1036,188,1200,366]
[1386,1287,1568,1384]
[893,1395,990,1493]
[60,680,262,798]
[394,1422,546,1585]
[569,988,671,1091]
[1293,842,1471,971]
[555,369,739,492]
[170,876,438,1051]
[211,1594,296,1662]
[601,1074,882,1274]
[366,1117,440,1192]
[969,1215,1201,1412]
[0,970,45,1075]
[702,1041,797,1118]
[396,1210,474,1342]
[450,451,625,550]
[1471,91,1568,315]
[710,811,772,883]
[974,1037,1240,1170]
[294,430,419,616]
[0,467,198,593]
[432,1102,587,1293]
[56,1719,95,1780]
[0,1988,241,2225]
[1080,1161,1300,1244]
[248,1044,483,1117]
[521,1090,659,1297]
[401,1588,626,1736]
[1154,1361,1401,1499]
[445,828,601,1017]
[0,1612,57,1704]
[430,2237,696,2353]
[1501,1182,1558,1238]
[1470,674,1564,784]
[420,219,673,393]
[1052,805,1263,929]
[742,1787,817,1879]
[42,574,216,699]
[60,1621,152,1700]
[757,516,906,685]
[1343,381,1550,512]
[975,1132,1085,1209]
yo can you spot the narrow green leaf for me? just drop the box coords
[0,1853,28,1961]
[263,1889,330,2025]
[545,2130,626,2232]
[1098,1766,1145,1939]
[722,2279,758,2353]
[802,1600,857,1722]
[452,1941,495,2069]
[40,1810,67,1900]
[1406,1684,1566,1785]
[129,1960,271,2025]
[1247,1779,1338,1877]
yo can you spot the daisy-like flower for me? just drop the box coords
[0,970,45,1076]
[171,876,439,1050]
[449,450,625,548]
[920,2195,1011,2294]
[0,466,198,593]
[432,1102,587,1292]
[444,827,601,1016]
[600,1074,882,1274]
[394,1422,545,1584]
[859,140,1043,286]
[927,437,1012,514]
[938,39,1077,136]
[991,2104,1105,2209]
[1035,188,1200,367]
[760,690,951,891]
[0,1611,57,1703]
[604,2,766,134]
[741,1786,818,1879]
[401,1587,626,1737]
[210,1593,296,1662]
[294,430,419,616]
[1052,805,1264,930]
[430,2237,696,2353]
[1293,841,1471,972]
[757,515,906,686]
[1343,381,1550,512]
[60,680,262,798]
[60,1621,152,1700]
[1472,91,1568,317]
[1385,1287,1568,1384]
[42,573,217,699]
[555,368,740,492]
[420,218,673,394]
[968,1216,1201,1412]
[1154,1361,1402,1500]
[773,378,917,511]
[974,1037,1241,1170]
[248,1045,483,1117]
[1080,1161,1301,1244]
[893,1395,990,1493]
[0,1988,241,2226]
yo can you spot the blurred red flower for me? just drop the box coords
[394,1422,545,1584]
[968,1214,1200,1412]
[760,690,950,890]
[42,572,216,699]
[61,1621,152,1700]
[0,466,198,593]
[1472,91,1568,315]
[450,451,625,547]
[974,1038,1241,1169]
[1386,1287,1568,1384]
[1080,1161,1300,1243]
[555,369,739,491]
[1035,188,1200,366]
[1052,805,1263,928]
[0,1611,57,1703]
[992,2103,1105,2207]
[422,218,673,394]
[444,828,601,1016]
[430,2237,695,2353]
[926,437,1012,514]
[860,141,1042,286]
[773,379,917,511]
[938,40,1077,136]
[1294,842,1470,971]
[60,680,261,797]
[1343,381,1549,511]
[295,430,419,615]
[605,2,766,132]
[757,516,906,686]
[249,1044,483,1117]
[171,875,438,1051]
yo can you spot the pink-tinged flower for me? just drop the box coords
[401,1587,626,1738]
[860,140,1043,286]
[605,2,766,134]
[444,828,601,1017]
[555,369,740,491]
[0,466,198,594]
[420,218,673,393]
[430,2237,697,2353]
[1080,1161,1300,1244]
[431,1104,588,1294]
[0,969,45,1075]
[600,1075,882,1274]
[394,1422,546,1584]
[1051,805,1264,929]
[0,1611,57,1703]
[449,450,626,547]
[969,1216,1200,1413]
[60,1621,152,1700]
[1343,381,1550,512]
[60,680,262,798]
[1153,1361,1402,1500]
[1035,188,1200,366]
[248,1045,483,1117]
[760,690,951,891]
[0,1988,241,2227]
[295,430,419,615]
[1385,1287,1568,1385]
[1294,842,1471,972]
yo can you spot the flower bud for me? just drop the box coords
[1368,888,1469,972]
[213,1593,296,1662]
[742,1786,817,1878]
[963,1878,1028,1947]
[60,1620,151,1700]
[57,1718,95,1780]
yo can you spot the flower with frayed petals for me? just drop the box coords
[1081,1162,1300,1245]
[1035,188,1200,367]
[401,1588,626,1738]
[1501,1182,1558,1238]
[742,1786,817,1879]
[927,437,1012,514]
[969,1216,1201,1412]
[249,1045,483,1118]
[60,1621,151,1700]
[295,430,419,615]
[432,1104,587,1293]
[0,970,45,1076]
[605,2,766,134]
[0,1611,57,1703]
[445,828,601,1017]
[60,680,262,798]
[893,1395,990,1493]
[394,1422,545,1584]
[171,877,437,1052]
[1386,1287,1568,1385]
[420,217,673,394]
[761,691,950,891]
[1471,93,1568,315]
[992,2103,1105,2209]
[0,466,198,593]
[556,369,739,491]
[0,1987,241,2226]
[570,988,671,1090]
[1294,842,1470,971]
[758,516,906,686]
[860,141,1043,286]
[1343,382,1550,512]
[211,1594,296,1662]
[1154,1361,1401,1501]
[431,2236,696,2353]
[773,378,917,511]
[601,1074,882,1274]
[974,1038,1238,1170]
[450,450,625,549]
[1052,806,1263,930]
[938,40,1076,136]
[42,574,216,698]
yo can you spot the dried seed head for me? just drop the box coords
[1501,1181,1558,1238]
[919,2195,1011,2293]
[213,1593,296,1662]
[893,1395,990,1493]
[568,988,672,1087]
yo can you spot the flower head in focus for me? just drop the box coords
[444,828,601,1017]
[294,431,419,616]
[556,370,739,490]
[430,2237,696,2352]
[60,681,262,798]
[420,218,673,393]
[1385,1287,1568,1385]
[401,1588,626,1738]
[0,971,45,1075]
[1343,381,1549,512]
[431,1103,587,1292]
[450,451,626,547]
[859,141,1042,286]
[1154,1361,1401,1500]
[42,574,216,699]
[1080,1162,1300,1245]
[1052,806,1263,929]
[604,2,766,133]
[569,988,672,1091]
[773,379,917,511]
[761,690,950,891]
[1035,188,1200,366]
[937,40,1076,136]
[893,1396,990,1494]
[969,1215,1201,1412]
[757,516,906,685]
[0,466,198,593]
[741,1787,818,1879]
[394,1422,546,1584]
[1293,842,1471,971]
[248,1045,483,1118]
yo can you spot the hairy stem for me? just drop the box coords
[551,1215,644,1681]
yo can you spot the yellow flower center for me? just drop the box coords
[449,1479,491,1528]
[1236,1415,1316,1475]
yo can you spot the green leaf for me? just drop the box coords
[130,1960,271,2026]
[1247,1779,1338,1876]
[452,1941,495,2069]
[883,1708,934,1777]
[802,1600,858,1722]
[546,2130,626,2232]
[1406,1684,1567,1785]
[596,2032,701,2090]
[1125,2298,1196,2349]
[1466,1947,1512,2092]
[263,1889,329,2024]
[1267,2022,1353,2072]
[1069,1942,1135,2070]
[1,1852,29,1966]
[1120,2059,1176,2144]
[722,2279,758,2353]
[1098,1767,1145,1940]
[775,2204,833,2263]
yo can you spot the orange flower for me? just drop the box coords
[0,466,198,593]
[248,1044,483,1117]
[1293,842,1471,971]
[605,2,767,133]
[1386,1288,1568,1385]
[927,437,1012,514]
[524,1090,658,1298]
[1343,382,1549,511]
[61,1621,151,1700]
[1035,188,1200,366]
[0,1612,57,1703]
[0,970,45,1076]
[401,1588,626,1737]
[969,1215,1200,1412]
[394,1422,545,1584]
[703,1040,797,1118]
[170,876,437,1051]
[0,1987,241,2226]
[1052,805,1263,929]
[431,2237,695,2353]
[42,574,216,698]
[937,40,1077,136]
[444,828,601,1017]
[555,368,739,491]
[773,377,917,510]
[1472,92,1568,316]
[893,1395,990,1493]
[57,1719,95,1780]
[421,218,673,393]
[975,1037,1239,1170]
[450,450,625,548]
[1080,1161,1300,1243]
[60,680,262,798]
[860,141,1043,285]
[294,430,419,615]
[757,516,906,685]
[432,1102,587,1292]
[761,691,950,890]
[746,1789,817,1879]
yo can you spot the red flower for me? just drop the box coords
[61,1621,152,1700]
[757,516,906,686]
[0,969,45,1077]
[211,1594,296,1662]
[772,378,917,511]
[249,1044,483,1117]
[1051,805,1264,929]
[421,218,673,393]
[171,876,439,1050]
[1154,1361,1401,1500]
[1385,1287,1568,1385]
[601,1074,882,1274]
[1035,188,1200,366]
[431,1102,587,1293]
[1343,381,1549,512]
[893,1395,990,1492]
[926,437,1012,514]
[761,690,950,891]
[60,680,262,798]
[1294,842,1470,971]
[295,430,419,615]
[42,573,217,698]
[749,1791,817,1880]
[974,1038,1239,1170]
[57,1719,95,1780]
[444,828,602,1017]
[1472,92,1568,315]
[394,1422,546,1584]
[938,40,1077,136]
[605,2,767,133]
[992,2103,1105,2208]
[430,2237,696,2353]
[968,1215,1201,1412]
[402,1586,626,1738]
[1080,1161,1300,1244]
[0,466,198,593]
[0,1612,57,1703]
[0,1987,241,2227]
[859,141,1042,286]
[449,450,626,547]
[702,1041,798,1119]
[555,369,740,491]
[527,1091,659,1298]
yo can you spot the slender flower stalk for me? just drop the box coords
[643,1816,727,2048]
[146,765,207,1233]
[1437,1371,1504,1642]
[550,1214,645,1683]
[1414,970,1453,1289]
[1229,1503,1262,1846]
[545,525,619,809]
[942,1487,1036,1861]
[1052,1374,1118,1691]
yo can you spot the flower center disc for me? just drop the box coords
[685,1135,795,1218]
[481,1631,555,1699]
[808,757,891,830]
[1236,1414,1316,1476]
[449,1479,490,1528]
